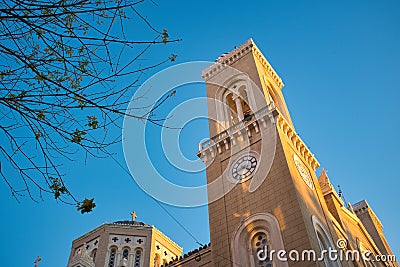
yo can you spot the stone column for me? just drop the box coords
[233,94,244,121]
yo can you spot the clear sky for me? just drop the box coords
[0,1,399,266]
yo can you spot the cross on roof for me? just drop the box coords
[34,256,42,267]
[130,211,138,221]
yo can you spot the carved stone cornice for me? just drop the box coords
[252,41,284,90]
[196,104,277,162]
[276,114,320,171]
[201,39,284,89]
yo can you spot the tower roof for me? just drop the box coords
[202,38,284,89]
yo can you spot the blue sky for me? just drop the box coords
[0,0,399,266]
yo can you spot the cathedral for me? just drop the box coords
[67,39,398,267]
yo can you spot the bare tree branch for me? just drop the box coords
[0,0,180,213]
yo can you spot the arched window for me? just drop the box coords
[224,89,253,124]
[134,249,142,267]
[91,248,97,263]
[312,216,341,267]
[263,76,290,122]
[215,76,257,132]
[123,249,129,259]
[238,87,253,120]
[118,248,129,267]
[252,232,272,267]
[108,247,117,267]
[226,92,239,125]
[232,213,288,267]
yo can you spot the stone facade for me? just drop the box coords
[198,39,398,267]
[67,39,398,267]
[67,220,182,267]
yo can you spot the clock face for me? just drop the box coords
[293,154,314,190]
[230,153,258,182]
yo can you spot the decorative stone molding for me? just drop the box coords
[198,103,319,172]
[201,39,284,89]
[197,104,277,162]
[293,153,315,190]
[231,213,288,267]
[73,237,100,257]
[311,216,342,267]
[276,114,320,171]
[252,43,284,90]
[108,234,146,247]
[69,244,95,267]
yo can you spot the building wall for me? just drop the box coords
[152,227,183,266]
[202,40,327,267]
[68,39,398,267]
[354,201,397,264]
[68,222,182,267]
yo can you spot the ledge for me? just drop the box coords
[201,38,284,89]
[196,104,278,162]
[276,113,320,171]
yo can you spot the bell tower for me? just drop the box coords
[198,39,342,267]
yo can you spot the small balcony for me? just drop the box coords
[197,102,278,160]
